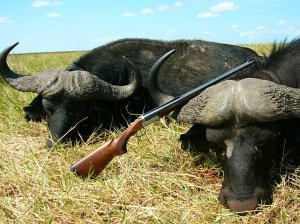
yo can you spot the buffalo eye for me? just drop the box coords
[206,127,231,143]
[42,98,56,115]
[252,145,264,160]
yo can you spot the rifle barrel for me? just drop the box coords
[142,58,255,124]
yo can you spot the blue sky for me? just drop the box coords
[1,0,300,53]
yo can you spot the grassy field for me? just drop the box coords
[0,44,299,223]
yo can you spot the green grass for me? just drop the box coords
[0,45,299,223]
[241,43,273,56]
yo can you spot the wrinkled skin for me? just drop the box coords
[177,39,300,213]
[0,38,259,147]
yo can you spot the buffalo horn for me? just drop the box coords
[0,43,141,100]
[177,78,300,125]
[146,49,176,106]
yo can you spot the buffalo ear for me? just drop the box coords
[281,119,300,146]
[278,119,300,167]
[23,94,46,122]
[252,70,281,83]
[179,124,209,153]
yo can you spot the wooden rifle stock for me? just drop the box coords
[70,52,255,178]
[70,118,143,177]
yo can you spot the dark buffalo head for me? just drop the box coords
[177,78,300,212]
[0,43,142,148]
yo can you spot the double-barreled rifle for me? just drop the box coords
[70,49,255,178]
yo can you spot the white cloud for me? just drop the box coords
[166,28,177,33]
[238,25,300,41]
[32,0,63,8]
[140,8,154,15]
[202,31,217,39]
[239,31,258,39]
[122,2,183,18]
[232,24,240,29]
[122,12,136,17]
[175,1,183,7]
[278,20,286,25]
[0,16,9,24]
[158,4,170,12]
[239,26,265,39]
[32,0,49,7]
[197,1,238,18]
[239,29,266,39]
[52,0,63,6]
[47,12,61,17]
[210,2,238,13]
[197,12,216,18]
[256,25,265,30]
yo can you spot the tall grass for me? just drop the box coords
[241,43,273,56]
[0,45,299,223]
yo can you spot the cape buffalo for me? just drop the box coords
[0,38,259,148]
[173,39,300,212]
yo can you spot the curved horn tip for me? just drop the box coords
[4,42,19,53]
[145,48,177,106]
[1,42,20,60]
[150,48,176,73]
[169,48,176,54]
[0,41,27,91]
[10,42,20,48]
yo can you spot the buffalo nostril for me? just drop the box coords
[218,193,228,207]
[47,138,55,149]
[227,198,259,213]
